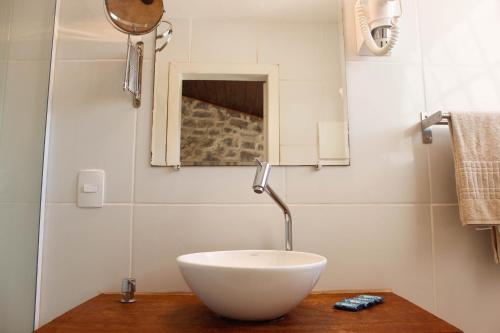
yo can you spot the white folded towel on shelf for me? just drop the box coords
[449,112,500,262]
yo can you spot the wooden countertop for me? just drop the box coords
[36,292,462,333]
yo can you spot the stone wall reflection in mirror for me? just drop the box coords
[180,80,265,166]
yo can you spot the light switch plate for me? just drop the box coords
[77,169,105,208]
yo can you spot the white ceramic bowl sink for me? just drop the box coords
[177,250,327,321]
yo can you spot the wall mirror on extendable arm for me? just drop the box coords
[104,0,173,107]
[152,0,350,168]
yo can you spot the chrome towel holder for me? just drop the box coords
[420,111,451,144]
[420,111,495,233]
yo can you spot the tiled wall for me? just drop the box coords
[40,0,500,332]
[0,0,56,331]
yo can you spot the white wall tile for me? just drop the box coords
[0,0,12,61]
[190,20,257,64]
[279,81,323,146]
[57,23,128,61]
[424,65,500,113]
[258,22,333,81]
[280,81,344,152]
[58,0,109,30]
[286,62,430,204]
[135,165,286,204]
[46,61,136,203]
[322,78,346,123]
[428,127,457,204]
[57,0,161,61]
[0,61,50,204]
[132,205,283,292]
[0,203,40,333]
[0,0,12,133]
[39,205,131,325]
[163,0,339,22]
[0,59,6,129]
[8,0,55,61]
[279,79,344,152]
[154,18,191,64]
[323,23,343,83]
[57,0,126,60]
[433,206,500,333]
[419,0,500,66]
[293,204,435,312]
[280,145,318,166]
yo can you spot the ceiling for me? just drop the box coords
[164,0,339,22]
[182,80,264,118]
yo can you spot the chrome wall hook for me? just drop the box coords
[155,20,173,53]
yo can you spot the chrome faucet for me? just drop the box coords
[252,159,293,251]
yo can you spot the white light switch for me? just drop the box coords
[83,184,98,193]
[77,169,105,208]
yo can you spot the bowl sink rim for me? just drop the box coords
[176,250,327,271]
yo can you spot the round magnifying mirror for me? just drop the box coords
[105,0,164,35]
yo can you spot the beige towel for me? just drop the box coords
[449,112,500,262]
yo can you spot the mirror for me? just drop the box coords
[181,80,265,166]
[105,0,172,108]
[152,0,349,167]
[104,0,164,35]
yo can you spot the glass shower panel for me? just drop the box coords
[0,0,57,332]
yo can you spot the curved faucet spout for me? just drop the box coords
[252,160,293,251]
[265,185,293,251]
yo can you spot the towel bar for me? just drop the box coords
[420,111,451,144]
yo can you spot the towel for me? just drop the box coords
[449,112,500,262]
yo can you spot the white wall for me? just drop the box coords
[0,0,56,332]
[40,0,500,332]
